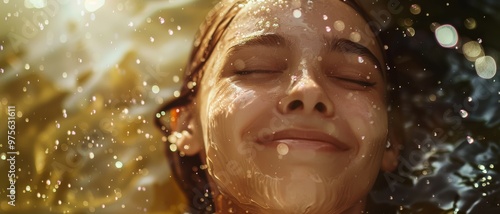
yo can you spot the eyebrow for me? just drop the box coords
[227,34,384,76]
[227,34,290,52]
[328,37,384,77]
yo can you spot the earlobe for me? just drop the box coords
[175,130,202,156]
[381,138,400,172]
[168,107,203,156]
[381,147,399,172]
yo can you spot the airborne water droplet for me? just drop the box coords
[115,161,123,168]
[467,136,474,144]
[459,109,468,118]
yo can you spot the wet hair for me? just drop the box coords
[155,0,400,213]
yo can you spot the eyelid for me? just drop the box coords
[325,67,377,88]
[333,76,376,87]
[234,70,283,75]
[228,55,287,72]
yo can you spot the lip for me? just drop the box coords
[257,129,350,152]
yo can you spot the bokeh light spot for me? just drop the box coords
[85,0,105,12]
[435,24,459,48]
[462,41,484,61]
[410,4,421,15]
[151,85,160,94]
[115,161,123,169]
[475,56,497,79]
[464,18,477,30]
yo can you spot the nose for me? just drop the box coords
[278,73,334,117]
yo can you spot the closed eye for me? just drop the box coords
[334,77,376,87]
[234,70,282,75]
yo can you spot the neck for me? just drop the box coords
[214,193,368,214]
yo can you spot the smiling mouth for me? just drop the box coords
[257,129,350,152]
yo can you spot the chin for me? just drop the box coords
[218,166,362,214]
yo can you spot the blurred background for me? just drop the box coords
[0,0,215,213]
[0,0,499,213]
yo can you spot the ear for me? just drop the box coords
[381,131,401,172]
[169,106,203,156]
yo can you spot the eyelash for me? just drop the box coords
[234,70,281,75]
[234,70,376,87]
[334,77,376,87]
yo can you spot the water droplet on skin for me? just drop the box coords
[350,32,361,42]
[358,56,364,63]
[277,143,289,156]
[361,136,365,140]
[323,15,328,20]
[292,9,302,18]
[334,20,345,31]
[459,109,468,118]
[325,26,331,32]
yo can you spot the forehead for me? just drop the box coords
[219,0,379,51]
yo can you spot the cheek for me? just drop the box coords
[205,81,274,147]
[208,81,263,120]
[337,92,388,145]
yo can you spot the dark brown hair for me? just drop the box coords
[154,0,400,213]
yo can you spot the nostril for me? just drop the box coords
[315,102,326,113]
[288,100,303,111]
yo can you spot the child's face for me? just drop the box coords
[194,0,390,212]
